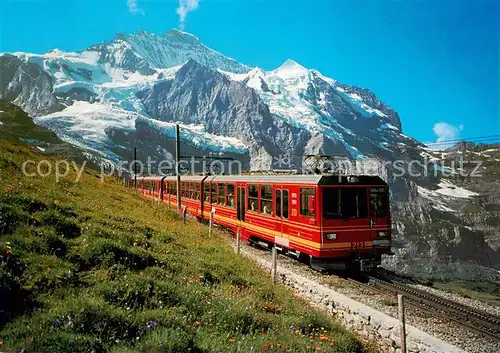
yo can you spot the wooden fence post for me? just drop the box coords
[183,206,187,224]
[208,209,215,237]
[398,294,407,353]
[271,246,277,284]
[236,228,241,254]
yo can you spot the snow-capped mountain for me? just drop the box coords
[1,29,499,280]
[0,29,417,166]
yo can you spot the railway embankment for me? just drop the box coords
[226,236,500,353]
[233,243,464,353]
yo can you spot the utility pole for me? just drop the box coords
[134,147,137,189]
[176,124,181,210]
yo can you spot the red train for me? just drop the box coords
[135,174,391,271]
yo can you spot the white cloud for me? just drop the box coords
[127,0,145,15]
[426,122,464,149]
[177,0,199,30]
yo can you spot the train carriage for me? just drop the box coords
[136,174,391,271]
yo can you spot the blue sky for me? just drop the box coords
[1,0,498,144]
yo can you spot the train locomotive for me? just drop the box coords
[135,174,392,272]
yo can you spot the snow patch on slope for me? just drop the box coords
[417,186,456,212]
[435,180,479,199]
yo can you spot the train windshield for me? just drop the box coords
[322,187,368,219]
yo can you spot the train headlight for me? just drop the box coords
[347,176,359,183]
[377,231,388,238]
[326,233,337,240]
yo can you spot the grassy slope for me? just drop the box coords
[0,100,60,144]
[432,281,500,308]
[0,139,373,353]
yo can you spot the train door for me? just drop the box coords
[275,187,290,247]
[369,187,389,238]
[237,186,245,222]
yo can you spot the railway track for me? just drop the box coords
[243,238,500,343]
[366,275,500,342]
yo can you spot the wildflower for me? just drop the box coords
[263,344,269,351]
[55,319,62,327]
[6,249,12,255]
[195,321,201,326]
[315,347,321,352]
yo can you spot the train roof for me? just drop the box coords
[141,174,387,186]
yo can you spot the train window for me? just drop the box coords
[171,181,177,196]
[323,188,367,219]
[276,190,281,217]
[343,188,367,218]
[370,188,387,218]
[283,190,289,219]
[227,184,235,208]
[323,188,341,218]
[190,182,196,199]
[248,184,258,212]
[211,183,217,204]
[218,183,226,205]
[204,183,210,202]
[260,185,273,215]
[300,188,315,217]
[194,183,200,200]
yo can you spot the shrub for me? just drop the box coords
[39,210,81,239]
[0,204,28,235]
[68,237,159,271]
[99,275,181,310]
[22,255,79,293]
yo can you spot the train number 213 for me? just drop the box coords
[351,241,365,250]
